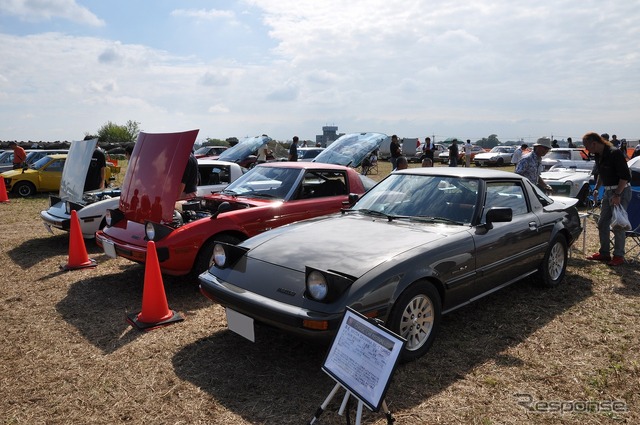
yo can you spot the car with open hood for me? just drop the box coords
[95,132,384,277]
[216,135,278,168]
[199,167,583,362]
[40,139,245,239]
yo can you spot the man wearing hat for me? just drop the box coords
[8,141,27,169]
[511,143,528,165]
[515,137,553,192]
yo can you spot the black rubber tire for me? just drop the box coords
[497,157,504,166]
[387,282,441,362]
[535,234,568,288]
[192,234,242,279]
[14,181,36,197]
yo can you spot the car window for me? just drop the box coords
[354,174,479,224]
[299,170,347,198]
[484,182,528,219]
[45,159,65,172]
[223,166,302,199]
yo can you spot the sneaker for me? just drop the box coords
[586,252,612,262]
[607,256,624,266]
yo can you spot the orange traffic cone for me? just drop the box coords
[0,177,9,203]
[127,240,183,330]
[61,210,97,271]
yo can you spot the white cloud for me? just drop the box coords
[170,8,235,21]
[0,0,104,26]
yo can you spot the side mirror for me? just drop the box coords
[344,193,360,206]
[485,207,512,228]
[212,201,232,219]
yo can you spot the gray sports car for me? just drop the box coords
[199,168,583,362]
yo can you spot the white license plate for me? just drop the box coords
[102,239,117,259]
[226,308,255,342]
[43,222,54,235]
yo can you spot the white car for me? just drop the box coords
[474,146,516,167]
[41,157,246,239]
[541,148,592,171]
[541,166,594,206]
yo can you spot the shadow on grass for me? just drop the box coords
[55,267,211,355]
[172,273,594,424]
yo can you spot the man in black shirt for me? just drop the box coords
[84,148,107,191]
[178,151,199,199]
[583,131,631,266]
[390,135,401,170]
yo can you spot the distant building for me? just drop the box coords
[315,125,343,147]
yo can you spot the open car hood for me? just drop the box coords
[57,138,98,202]
[312,132,387,168]
[217,135,271,163]
[119,130,198,223]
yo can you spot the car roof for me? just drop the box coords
[256,161,349,171]
[394,166,521,179]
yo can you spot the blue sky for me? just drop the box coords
[1,0,639,144]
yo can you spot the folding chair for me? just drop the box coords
[623,189,640,263]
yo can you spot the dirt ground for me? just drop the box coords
[0,162,638,424]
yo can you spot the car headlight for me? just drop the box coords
[305,267,355,303]
[306,271,328,301]
[211,242,249,269]
[105,209,112,226]
[145,222,156,240]
[105,208,125,227]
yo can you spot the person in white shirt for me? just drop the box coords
[464,140,473,167]
[511,143,528,165]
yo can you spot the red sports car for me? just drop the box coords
[95,131,383,277]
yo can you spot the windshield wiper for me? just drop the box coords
[220,189,239,196]
[412,216,464,225]
[355,208,391,218]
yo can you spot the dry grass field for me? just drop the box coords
[1,160,639,424]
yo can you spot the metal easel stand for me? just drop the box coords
[308,382,395,425]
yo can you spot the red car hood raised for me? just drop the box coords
[119,130,198,223]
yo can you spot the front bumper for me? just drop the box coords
[199,271,340,341]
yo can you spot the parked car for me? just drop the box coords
[2,154,62,196]
[194,145,228,159]
[2,147,117,198]
[541,166,594,206]
[41,155,245,239]
[541,148,591,171]
[25,149,69,165]
[414,143,446,162]
[95,132,383,277]
[297,147,325,162]
[199,167,582,362]
[217,136,277,168]
[474,146,516,167]
[439,144,484,165]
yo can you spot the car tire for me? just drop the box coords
[535,234,567,288]
[497,157,504,166]
[387,281,441,362]
[192,234,243,279]
[14,181,36,197]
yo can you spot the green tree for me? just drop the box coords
[477,134,500,149]
[96,120,140,145]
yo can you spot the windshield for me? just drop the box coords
[546,151,571,160]
[32,156,56,170]
[218,136,270,163]
[221,166,302,200]
[351,174,480,224]
[313,132,386,167]
[492,146,513,153]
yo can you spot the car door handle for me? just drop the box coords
[529,221,538,231]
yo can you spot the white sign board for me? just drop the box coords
[322,307,405,412]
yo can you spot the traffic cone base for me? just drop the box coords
[127,240,183,331]
[0,178,9,203]
[126,310,184,331]
[62,210,97,271]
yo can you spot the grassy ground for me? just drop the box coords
[0,161,638,424]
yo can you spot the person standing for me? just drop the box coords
[257,140,269,164]
[389,135,401,170]
[515,138,552,191]
[567,137,575,148]
[511,143,528,165]
[448,139,459,167]
[611,134,620,148]
[463,139,472,167]
[84,148,107,191]
[9,141,27,169]
[288,136,299,161]
[421,137,434,162]
[583,132,631,266]
[178,150,199,199]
